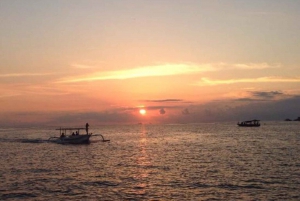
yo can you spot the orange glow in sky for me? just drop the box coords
[1,1,300,126]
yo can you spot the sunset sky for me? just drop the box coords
[1,0,300,126]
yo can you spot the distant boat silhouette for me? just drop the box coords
[294,117,300,121]
[237,119,260,127]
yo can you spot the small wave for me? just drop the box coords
[29,168,52,173]
[116,163,170,171]
[244,178,285,185]
[190,182,264,190]
[1,192,37,200]
[21,139,47,143]
[217,183,264,190]
[191,182,212,188]
[0,138,48,143]
[82,180,119,187]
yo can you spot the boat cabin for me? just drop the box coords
[237,119,260,127]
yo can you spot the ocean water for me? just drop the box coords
[0,122,299,200]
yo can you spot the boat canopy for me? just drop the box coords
[56,127,86,135]
[243,119,260,123]
[55,128,85,130]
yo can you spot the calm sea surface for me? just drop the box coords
[0,122,299,200]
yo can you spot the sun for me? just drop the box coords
[139,109,146,115]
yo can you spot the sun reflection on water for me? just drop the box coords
[132,125,151,196]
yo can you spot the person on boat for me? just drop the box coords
[60,133,65,138]
[76,131,79,135]
[85,123,89,134]
[72,132,75,136]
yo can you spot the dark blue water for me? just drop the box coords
[0,122,299,200]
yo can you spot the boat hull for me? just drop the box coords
[60,134,91,144]
[237,124,260,127]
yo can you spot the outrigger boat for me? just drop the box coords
[237,119,260,127]
[48,127,109,144]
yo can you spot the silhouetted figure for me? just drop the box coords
[76,131,79,135]
[72,132,75,136]
[85,123,89,134]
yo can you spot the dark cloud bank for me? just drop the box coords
[1,95,300,127]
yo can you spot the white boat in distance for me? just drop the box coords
[48,127,109,144]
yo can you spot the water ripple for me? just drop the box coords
[0,123,299,200]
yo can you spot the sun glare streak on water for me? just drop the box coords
[0,122,299,200]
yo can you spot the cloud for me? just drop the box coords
[118,105,182,112]
[0,93,21,98]
[0,82,71,97]
[57,63,213,83]
[198,77,300,86]
[232,95,300,121]
[144,99,183,103]
[0,73,54,78]
[250,91,283,99]
[234,98,264,102]
[165,95,300,123]
[159,108,166,115]
[0,111,139,127]
[70,64,96,69]
[57,62,279,83]
[232,63,280,70]
[234,91,285,102]
[198,62,279,71]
